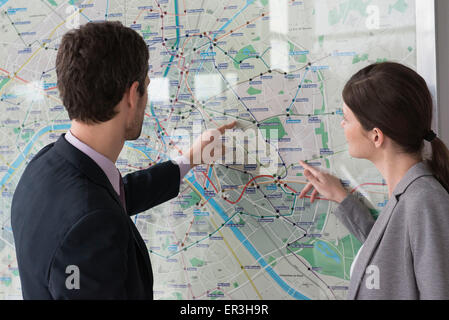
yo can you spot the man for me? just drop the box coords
[11,21,235,299]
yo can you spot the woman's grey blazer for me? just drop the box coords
[334,162,449,300]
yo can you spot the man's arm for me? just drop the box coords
[123,160,181,216]
[123,121,237,216]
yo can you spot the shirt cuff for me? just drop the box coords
[172,155,191,183]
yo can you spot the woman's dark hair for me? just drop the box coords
[56,21,149,124]
[342,62,449,192]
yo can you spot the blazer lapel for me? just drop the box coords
[347,195,399,299]
[53,134,124,209]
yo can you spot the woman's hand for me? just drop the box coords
[298,160,348,204]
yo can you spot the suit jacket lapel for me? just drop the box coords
[347,195,398,299]
[347,162,434,299]
[54,134,124,209]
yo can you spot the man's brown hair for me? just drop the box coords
[56,21,149,124]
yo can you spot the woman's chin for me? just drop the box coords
[348,148,363,159]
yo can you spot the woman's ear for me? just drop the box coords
[371,128,385,149]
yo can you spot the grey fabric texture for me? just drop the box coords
[333,162,449,300]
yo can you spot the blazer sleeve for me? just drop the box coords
[333,194,376,243]
[123,160,181,216]
[48,210,129,299]
[407,189,449,299]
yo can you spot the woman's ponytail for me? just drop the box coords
[428,137,449,193]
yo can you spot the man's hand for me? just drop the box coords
[186,121,237,169]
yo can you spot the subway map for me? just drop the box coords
[0,0,416,299]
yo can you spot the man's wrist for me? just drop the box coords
[172,155,192,182]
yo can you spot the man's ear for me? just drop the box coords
[371,128,385,149]
[126,81,140,111]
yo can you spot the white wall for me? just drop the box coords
[436,0,449,145]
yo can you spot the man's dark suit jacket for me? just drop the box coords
[11,134,181,299]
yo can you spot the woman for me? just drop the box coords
[299,62,449,300]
